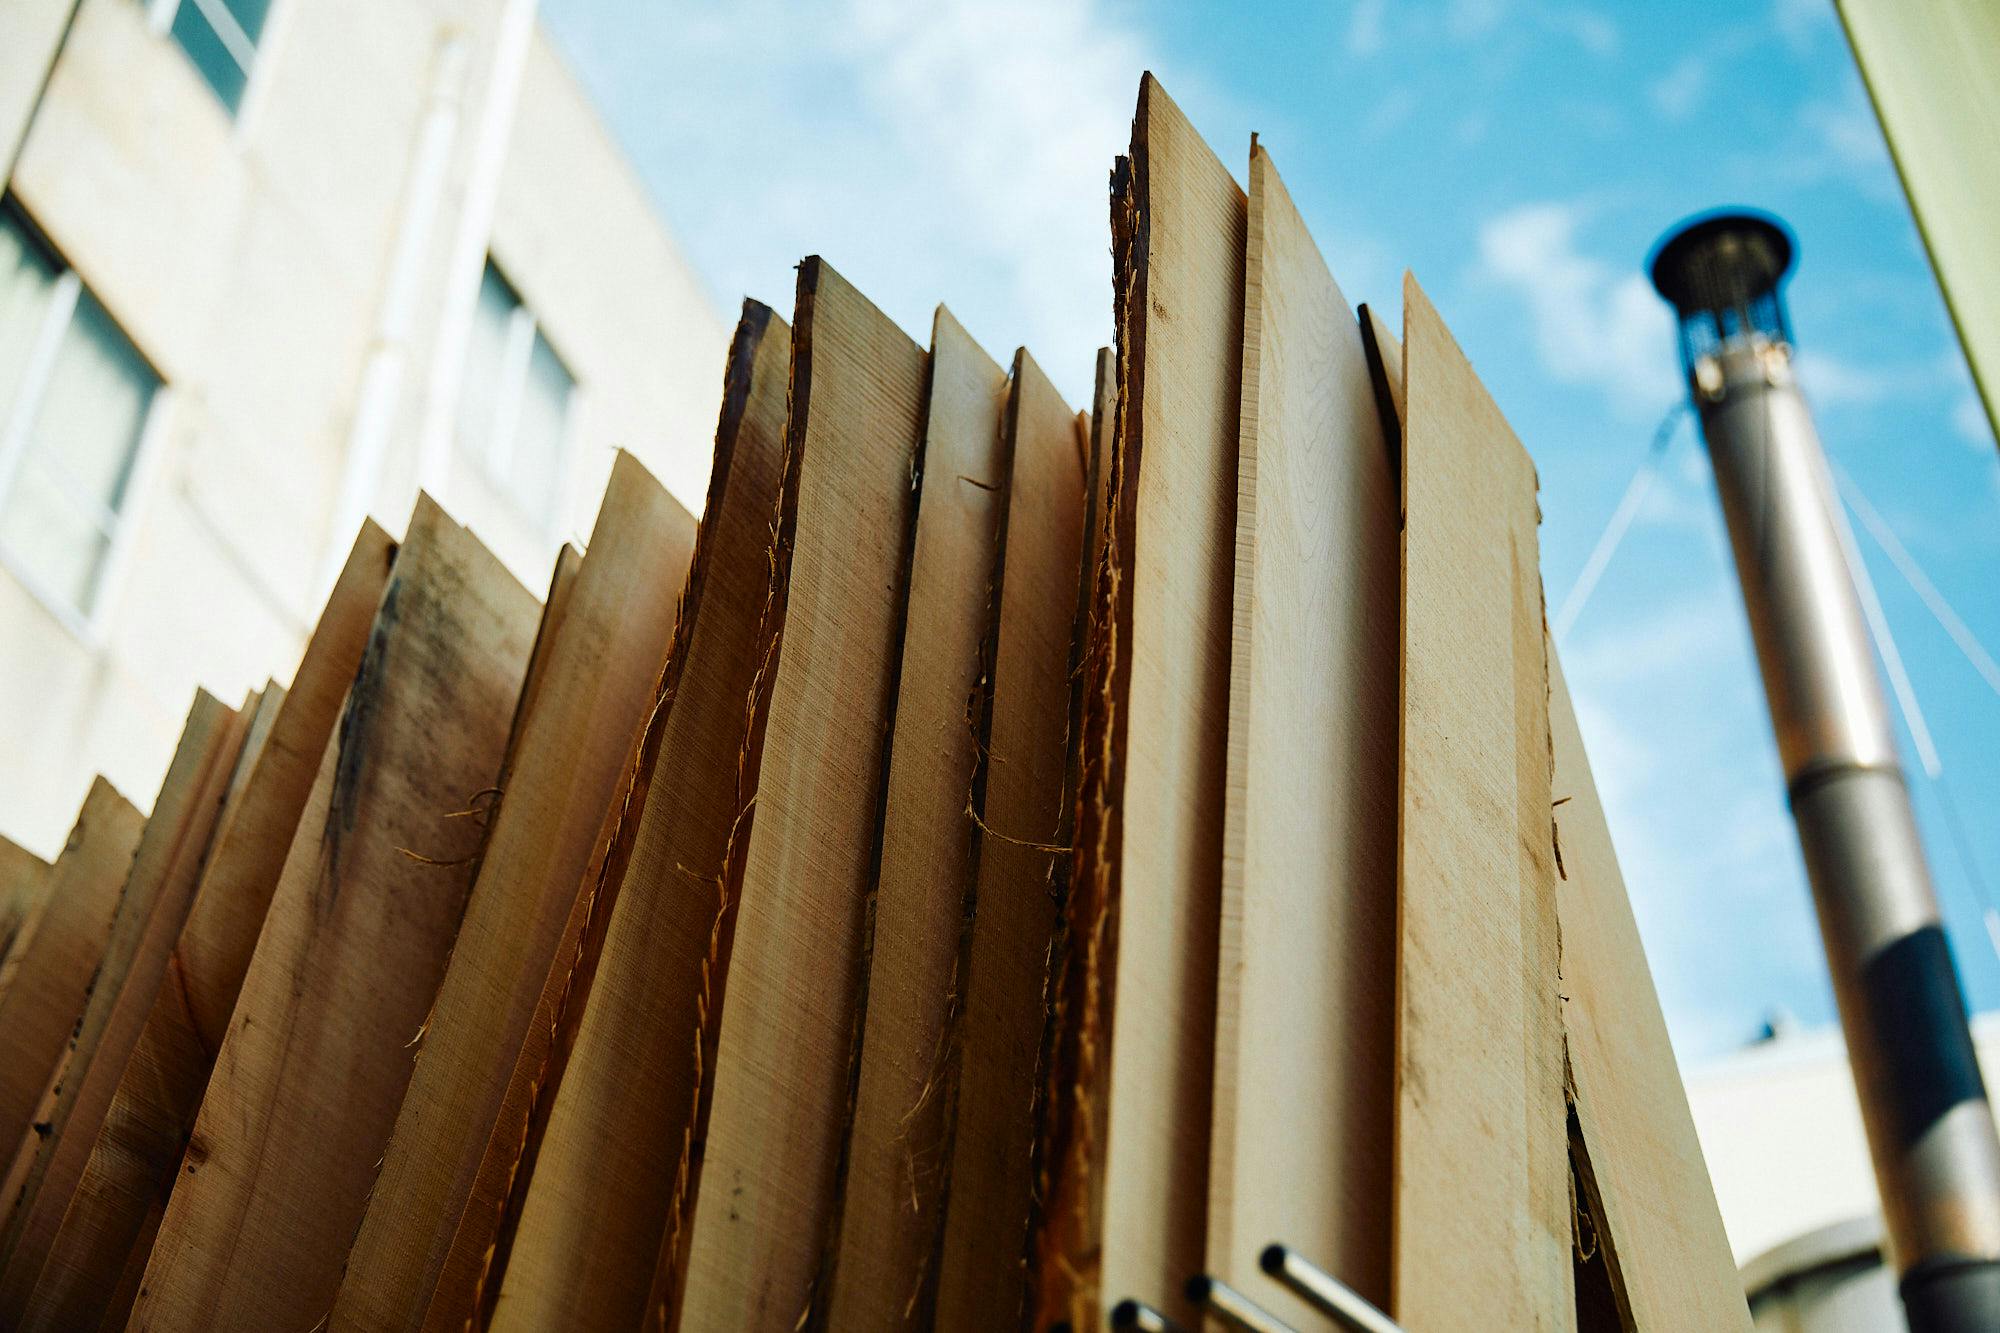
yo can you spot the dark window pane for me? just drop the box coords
[226,0,271,46]
[171,2,247,112]
[0,210,59,428]
[32,292,157,515]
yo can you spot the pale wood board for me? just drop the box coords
[0,780,145,1165]
[1032,74,1244,1328]
[1363,302,1405,439]
[128,497,537,1331]
[1395,272,1572,1330]
[0,837,50,988]
[333,455,694,1333]
[1549,646,1751,1330]
[500,542,585,786]
[464,304,791,1333]
[674,258,931,1329]
[0,691,249,1320]
[826,306,1010,1330]
[18,525,393,1332]
[932,348,1088,1331]
[1206,141,1399,1323]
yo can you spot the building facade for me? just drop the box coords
[1686,1013,2000,1330]
[0,0,726,858]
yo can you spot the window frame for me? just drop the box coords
[457,259,579,541]
[147,0,278,128]
[0,207,167,645]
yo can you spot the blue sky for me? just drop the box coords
[541,0,2000,1066]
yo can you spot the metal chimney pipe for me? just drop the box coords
[1650,211,2000,1332]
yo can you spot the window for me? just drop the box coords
[151,0,272,114]
[0,203,161,626]
[456,261,575,529]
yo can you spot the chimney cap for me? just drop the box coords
[1649,209,1795,316]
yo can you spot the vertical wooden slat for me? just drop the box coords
[0,838,50,989]
[19,524,392,1332]
[933,348,1089,1330]
[1205,140,1398,1323]
[827,306,1010,1330]
[0,690,249,1320]
[333,456,693,1332]
[1394,273,1572,1330]
[459,304,791,1333]
[128,497,537,1331]
[673,258,930,1330]
[0,780,145,1166]
[1034,72,1245,1328]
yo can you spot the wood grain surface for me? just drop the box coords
[674,259,930,1330]
[827,306,1010,1331]
[1395,273,1572,1331]
[932,349,1087,1332]
[476,304,791,1333]
[19,525,392,1332]
[333,455,693,1332]
[1206,140,1398,1324]
[128,497,536,1332]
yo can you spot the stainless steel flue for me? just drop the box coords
[1651,211,2000,1333]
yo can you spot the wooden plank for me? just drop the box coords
[221,685,287,815]
[0,690,249,1320]
[825,306,1010,1330]
[1395,272,1572,1329]
[932,348,1088,1330]
[128,497,537,1331]
[1205,140,1399,1323]
[0,780,145,1166]
[1032,73,1244,1328]
[1084,345,1115,590]
[0,837,50,987]
[18,524,392,1333]
[1549,646,1750,1330]
[1360,301,1405,467]
[672,258,930,1330]
[332,456,694,1332]
[454,303,791,1333]
[502,542,585,785]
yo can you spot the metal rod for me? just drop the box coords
[1258,1245,1402,1333]
[1652,212,2000,1332]
[1107,1298,1186,1333]
[1185,1274,1296,1333]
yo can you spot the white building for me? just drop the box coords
[1687,1013,2000,1328]
[0,0,726,858]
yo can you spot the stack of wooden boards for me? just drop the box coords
[0,74,1748,1331]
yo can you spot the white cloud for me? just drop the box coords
[543,0,1162,408]
[1650,54,1707,121]
[1774,0,1836,52]
[1570,593,1744,691]
[1793,349,1896,408]
[1347,0,1387,56]
[1543,7,1619,58]
[1767,80,1900,202]
[1446,0,1510,41]
[1955,394,1994,450]
[1803,89,1893,177]
[1476,201,1679,413]
[1794,346,1969,413]
[1361,86,1420,142]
